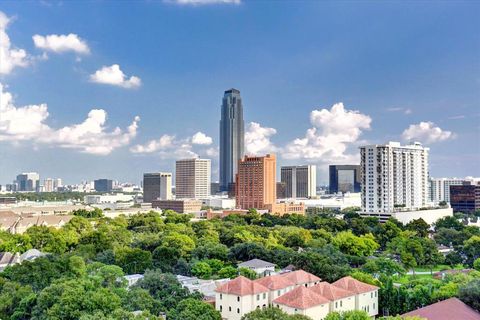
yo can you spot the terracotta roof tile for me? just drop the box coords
[331,276,378,294]
[402,297,480,320]
[273,286,330,309]
[254,274,296,290]
[279,270,321,285]
[310,282,355,301]
[215,276,269,296]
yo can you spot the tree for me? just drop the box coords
[361,257,405,277]
[162,232,196,257]
[463,236,480,266]
[115,247,153,274]
[72,208,104,219]
[168,298,221,320]
[192,243,229,261]
[191,261,213,279]
[459,279,480,312]
[332,231,379,257]
[239,267,257,280]
[474,258,480,271]
[128,211,164,233]
[406,219,429,238]
[325,310,370,320]
[152,245,181,273]
[26,226,67,254]
[218,266,238,279]
[434,216,464,231]
[241,307,311,320]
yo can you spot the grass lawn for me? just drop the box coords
[413,264,464,273]
[393,273,435,285]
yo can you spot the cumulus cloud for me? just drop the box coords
[0,11,29,75]
[33,33,90,54]
[166,0,241,5]
[131,131,214,159]
[282,103,371,163]
[191,131,213,145]
[402,121,454,144]
[0,83,139,155]
[90,64,141,89]
[245,122,278,155]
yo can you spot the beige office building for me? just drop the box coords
[175,158,211,199]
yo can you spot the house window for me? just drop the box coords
[220,306,222,311]
[220,294,222,300]
[237,296,240,302]
[371,292,373,298]
[229,307,231,312]
[374,303,376,310]
[278,290,281,296]
[375,291,377,297]
[335,302,338,308]
[340,300,343,307]
[304,284,308,287]
[257,294,260,301]
[263,293,266,299]
[237,308,240,314]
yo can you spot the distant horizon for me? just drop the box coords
[1,1,479,185]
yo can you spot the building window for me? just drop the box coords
[257,294,260,301]
[371,292,373,298]
[237,308,240,314]
[374,303,376,310]
[278,290,281,296]
[340,300,343,307]
[263,293,266,299]
[375,291,377,297]
[220,306,222,311]
[220,294,222,300]
[335,301,338,308]
[229,307,231,312]
[237,296,240,302]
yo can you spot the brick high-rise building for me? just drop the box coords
[235,154,276,210]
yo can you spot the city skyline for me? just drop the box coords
[0,1,479,185]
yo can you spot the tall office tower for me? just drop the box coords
[16,172,40,192]
[360,142,429,213]
[236,154,276,210]
[94,179,113,192]
[175,158,211,199]
[329,165,361,194]
[44,178,54,192]
[281,165,316,198]
[450,184,480,213]
[430,177,480,203]
[53,178,62,191]
[219,88,245,193]
[143,172,172,203]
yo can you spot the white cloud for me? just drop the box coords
[90,64,141,89]
[131,131,216,159]
[387,107,412,115]
[402,121,454,144]
[0,11,29,75]
[33,33,90,54]
[191,131,213,145]
[166,0,241,5]
[0,83,139,155]
[282,103,371,163]
[245,122,278,155]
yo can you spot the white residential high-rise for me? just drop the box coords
[360,142,429,213]
[175,158,211,199]
[44,178,54,192]
[280,165,316,198]
[54,178,62,190]
[430,177,480,204]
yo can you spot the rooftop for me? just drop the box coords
[273,286,330,309]
[215,276,269,296]
[402,298,480,320]
[279,270,321,285]
[238,258,276,269]
[254,274,296,290]
[310,282,355,301]
[331,276,379,294]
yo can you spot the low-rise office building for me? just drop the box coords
[151,199,202,213]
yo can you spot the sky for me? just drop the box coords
[0,0,479,186]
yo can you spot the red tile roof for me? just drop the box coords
[254,274,296,290]
[273,286,330,309]
[279,270,321,285]
[215,276,269,296]
[310,282,355,301]
[402,297,480,320]
[331,276,378,294]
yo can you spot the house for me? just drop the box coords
[331,276,379,317]
[123,274,144,287]
[0,252,20,271]
[215,276,270,320]
[19,249,46,262]
[401,297,480,320]
[273,285,331,319]
[238,258,276,276]
[215,270,378,320]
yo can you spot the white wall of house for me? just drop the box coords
[330,296,356,313]
[277,303,330,320]
[356,290,379,317]
[215,292,268,320]
[266,286,295,304]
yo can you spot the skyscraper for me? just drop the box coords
[175,158,211,199]
[236,154,276,210]
[16,172,40,192]
[360,141,429,213]
[281,165,317,198]
[329,165,361,194]
[143,172,172,203]
[220,88,245,193]
[94,179,113,192]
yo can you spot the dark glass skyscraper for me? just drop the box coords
[220,88,245,192]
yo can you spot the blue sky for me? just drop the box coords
[0,0,479,185]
